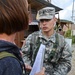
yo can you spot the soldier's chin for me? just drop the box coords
[43,30,49,32]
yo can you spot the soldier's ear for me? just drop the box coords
[54,22,56,27]
[53,17,57,22]
[52,17,57,27]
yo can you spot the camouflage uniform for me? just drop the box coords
[22,31,72,75]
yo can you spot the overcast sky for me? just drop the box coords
[51,0,75,22]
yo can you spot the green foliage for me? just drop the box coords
[72,36,75,44]
[64,29,75,44]
[64,30,71,38]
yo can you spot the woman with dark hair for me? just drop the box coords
[0,0,45,75]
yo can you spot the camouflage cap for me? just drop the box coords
[37,7,55,20]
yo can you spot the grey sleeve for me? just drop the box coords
[53,42,72,75]
[21,34,32,65]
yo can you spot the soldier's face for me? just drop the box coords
[39,17,56,33]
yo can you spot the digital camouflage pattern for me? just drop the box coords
[22,31,72,75]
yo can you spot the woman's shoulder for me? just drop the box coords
[0,57,22,75]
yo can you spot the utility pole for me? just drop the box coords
[71,0,75,37]
[72,0,75,23]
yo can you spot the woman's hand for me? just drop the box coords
[25,63,32,71]
[35,67,45,75]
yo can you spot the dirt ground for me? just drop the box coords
[68,45,75,75]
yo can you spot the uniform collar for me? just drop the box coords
[39,30,56,43]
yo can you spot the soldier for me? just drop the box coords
[22,7,72,75]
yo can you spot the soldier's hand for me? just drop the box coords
[35,67,45,75]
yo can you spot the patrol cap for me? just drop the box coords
[37,7,55,20]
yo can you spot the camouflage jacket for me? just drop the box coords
[22,31,72,75]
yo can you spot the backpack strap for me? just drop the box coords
[31,37,41,66]
[0,51,26,75]
[33,37,41,60]
[48,33,65,64]
[0,51,17,59]
[29,32,41,66]
[48,33,59,62]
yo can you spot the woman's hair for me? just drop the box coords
[0,0,28,35]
